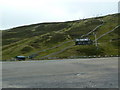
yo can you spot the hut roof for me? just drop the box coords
[75,38,91,41]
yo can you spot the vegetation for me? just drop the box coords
[2,13,120,60]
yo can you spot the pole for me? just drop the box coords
[95,33,98,47]
[93,32,98,47]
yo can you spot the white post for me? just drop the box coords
[93,32,98,47]
[95,33,98,47]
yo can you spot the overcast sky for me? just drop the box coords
[0,0,119,30]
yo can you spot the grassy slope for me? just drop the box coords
[2,13,120,60]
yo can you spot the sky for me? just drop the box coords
[0,0,119,30]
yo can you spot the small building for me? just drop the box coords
[15,56,26,60]
[75,38,93,45]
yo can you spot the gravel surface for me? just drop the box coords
[2,57,118,88]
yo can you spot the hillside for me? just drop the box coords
[2,13,120,60]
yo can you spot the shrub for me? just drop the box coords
[21,46,33,53]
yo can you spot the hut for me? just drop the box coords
[75,38,93,45]
[15,56,26,60]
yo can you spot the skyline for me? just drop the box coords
[0,0,119,30]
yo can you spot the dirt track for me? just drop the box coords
[2,57,118,88]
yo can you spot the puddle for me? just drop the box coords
[76,72,86,76]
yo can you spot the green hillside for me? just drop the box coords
[2,13,120,60]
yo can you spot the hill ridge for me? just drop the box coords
[2,13,120,60]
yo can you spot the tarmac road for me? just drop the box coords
[2,57,118,88]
